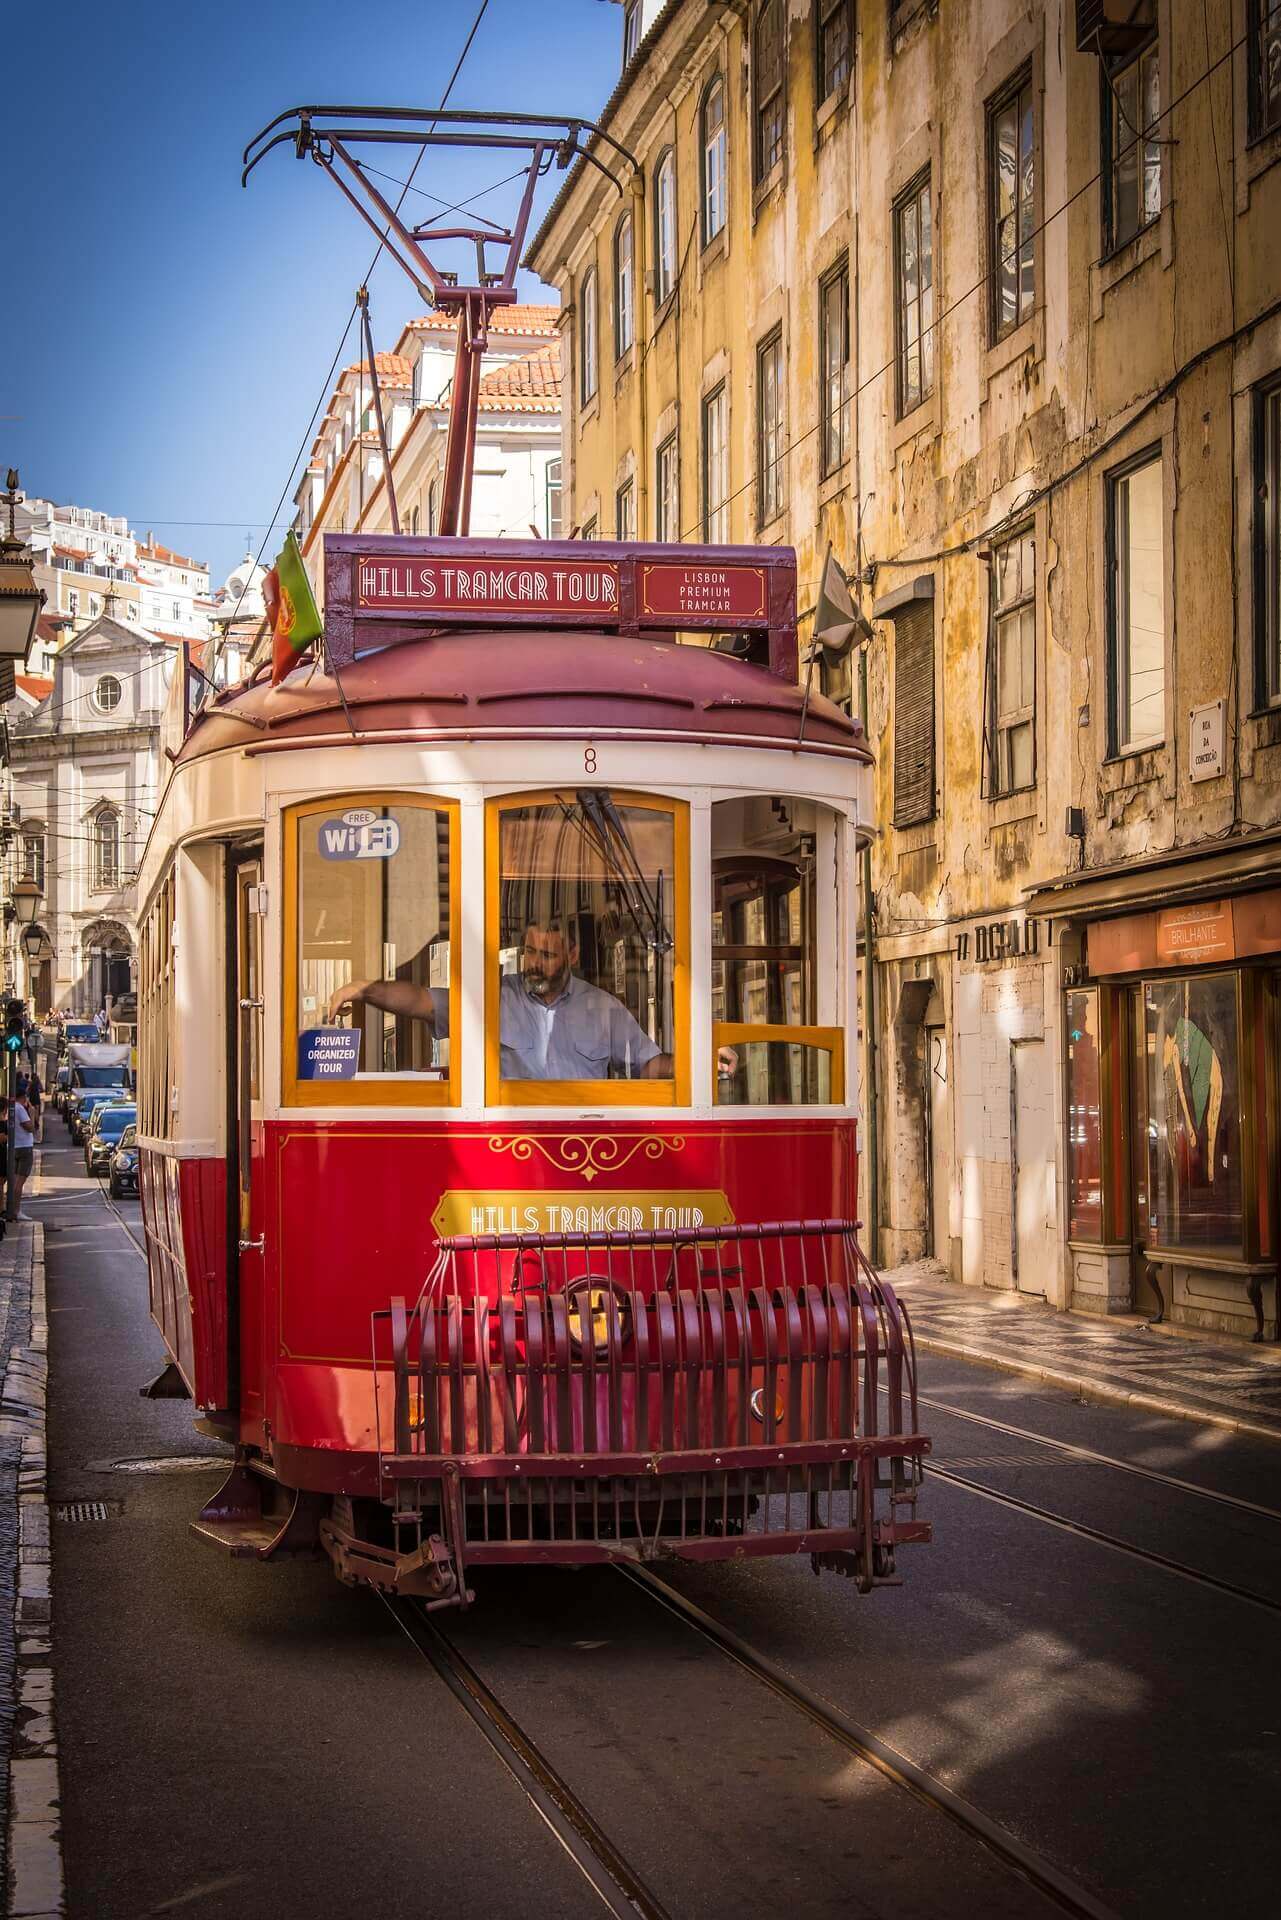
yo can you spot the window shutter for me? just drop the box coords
[893,600,936,827]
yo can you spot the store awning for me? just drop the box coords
[1024,823,1281,922]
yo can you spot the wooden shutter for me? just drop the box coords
[893,599,936,827]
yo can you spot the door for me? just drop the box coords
[926,1025,950,1266]
[1012,1038,1053,1296]
[231,855,266,1435]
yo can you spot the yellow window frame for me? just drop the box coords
[486,789,691,1108]
[712,1022,845,1106]
[282,791,461,1108]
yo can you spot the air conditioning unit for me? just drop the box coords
[1075,0,1155,57]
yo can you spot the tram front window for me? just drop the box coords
[287,796,456,1103]
[711,796,844,1105]
[491,792,684,1097]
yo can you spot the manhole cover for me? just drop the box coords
[110,1455,228,1474]
[53,1500,120,1522]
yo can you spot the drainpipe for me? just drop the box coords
[860,641,879,1267]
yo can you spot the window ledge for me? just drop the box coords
[1100,744,1165,792]
[752,163,785,221]
[756,507,789,539]
[984,785,1038,826]
[577,390,600,433]
[1245,705,1281,747]
[1092,216,1162,316]
[652,290,677,330]
[613,344,635,383]
[892,387,938,453]
[700,225,728,270]
[1143,1248,1270,1276]
[889,820,937,855]
[1240,120,1281,206]
[817,466,849,508]
[982,306,1044,391]
[814,87,848,146]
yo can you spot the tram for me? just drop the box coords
[132,103,930,1611]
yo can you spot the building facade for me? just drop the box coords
[14,496,212,650]
[528,0,1281,1340]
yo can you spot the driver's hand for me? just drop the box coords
[327,981,364,1022]
[716,1045,739,1077]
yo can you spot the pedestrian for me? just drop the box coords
[23,1068,43,1143]
[5,1089,34,1222]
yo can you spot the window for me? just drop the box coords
[817,0,851,103]
[1108,453,1164,752]
[702,384,729,543]
[284,795,459,1107]
[1065,987,1104,1242]
[94,810,121,890]
[93,674,123,714]
[988,529,1036,794]
[410,505,420,536]
[655,434,680,541]
[757,329,786,525]
[895,171,934,416]
[701,75,727,244]
[139,869,176,1141]
[580,268,598,405]
[711,796,844,1106]
[582,516,599,541]
[819,262,850,475]
[22,830,45,891]
[614,215,634,357]
[89,596,101,618]
[1104,37,1160,251]
[892,595,936,827]
[487,791,687,1106]
[545,459,563,538]
[1256,379,1281,708]
[428,479,440,535]
[616,477,636,542]
[623,0,641,64]
[1143,974,1243,1258]
[754,0,785,182]
[1251,0,1281,138]
[67,590,79,617]
[988,68,1035,340]
[654,150,677,303]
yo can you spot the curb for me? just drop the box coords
[3,1158,63,1918]
[910,1329,1281,1449]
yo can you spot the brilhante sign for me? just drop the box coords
[431,1189,734,1239]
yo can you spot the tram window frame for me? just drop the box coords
[484,789,691,1110]
[282,792,462,1109]
[139,866,177,1141]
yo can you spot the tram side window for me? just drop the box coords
[711,797,844,1105]
[490,792,685,1101]
[288,798,456,1103]
[139,869,176,1139]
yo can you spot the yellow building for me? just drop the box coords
[529,0,1281,1340]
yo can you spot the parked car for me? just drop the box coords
[108,1124,139,1200]
[84,1102,137,1179]
[52,1065,72,1115]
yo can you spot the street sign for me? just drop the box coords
[1189,699,1225,782]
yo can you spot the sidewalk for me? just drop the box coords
[884,1259,1281,1445]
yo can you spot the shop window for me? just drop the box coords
[1066,987,1103,1241]
[614,214,634,358]
[988,528,1036,794]
[1256,377,1281,710]
[988,66,1035,341]
[701,74,727,244]
[487,791,688,1106]
[1103,34,1160,253]
[1108,452,1164,752]
[1143,974,1243,1259]
[819,261,850,476]
[284,795,458,1107]
[711,796,844,1106]
[1250,0,1281,139]
[894,170,934,416]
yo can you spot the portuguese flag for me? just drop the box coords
[269,530,323,685]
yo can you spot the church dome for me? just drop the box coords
[218,550,267,621]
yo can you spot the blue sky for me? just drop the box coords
[3,0,621,585]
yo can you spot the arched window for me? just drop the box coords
[701,75,727,244]
[654,150,677,303]
[613,215,634,358]
[22,827,45,892]
[580,267,599,404]
[94,809,121,890]
[754,0,785,183]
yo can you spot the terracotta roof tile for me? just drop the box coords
[342,351,413,384]
[475,342,562,412]
[15,675,54,702]
[137,539,204,570]
[409,303,559,338]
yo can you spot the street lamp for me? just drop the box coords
[0,470,45,668]
[19,925,42,963]
[9,879,42,929]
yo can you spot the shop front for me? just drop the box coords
[1030,830,1280,1343]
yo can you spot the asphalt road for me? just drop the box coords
[35,1130,1281,1919]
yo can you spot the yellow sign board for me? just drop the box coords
[431,1188,735,1239]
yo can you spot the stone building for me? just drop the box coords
[527,0,1281,1339]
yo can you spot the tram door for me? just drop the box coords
[230,853,266,1432]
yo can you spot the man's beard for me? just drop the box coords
[525,965,568,1000]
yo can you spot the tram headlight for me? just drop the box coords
[749,1385,786,1424]
[565,1277,628,1355]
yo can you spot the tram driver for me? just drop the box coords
[328,919,679,1081]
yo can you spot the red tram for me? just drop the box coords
[133,103,930,1611]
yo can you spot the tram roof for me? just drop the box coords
[177,626,869,765]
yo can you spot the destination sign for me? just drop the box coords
[357,557,620,616]
[639,562,768,622]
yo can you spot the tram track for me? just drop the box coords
[615,1562,1119,1920]
[382,1592,674,1920]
